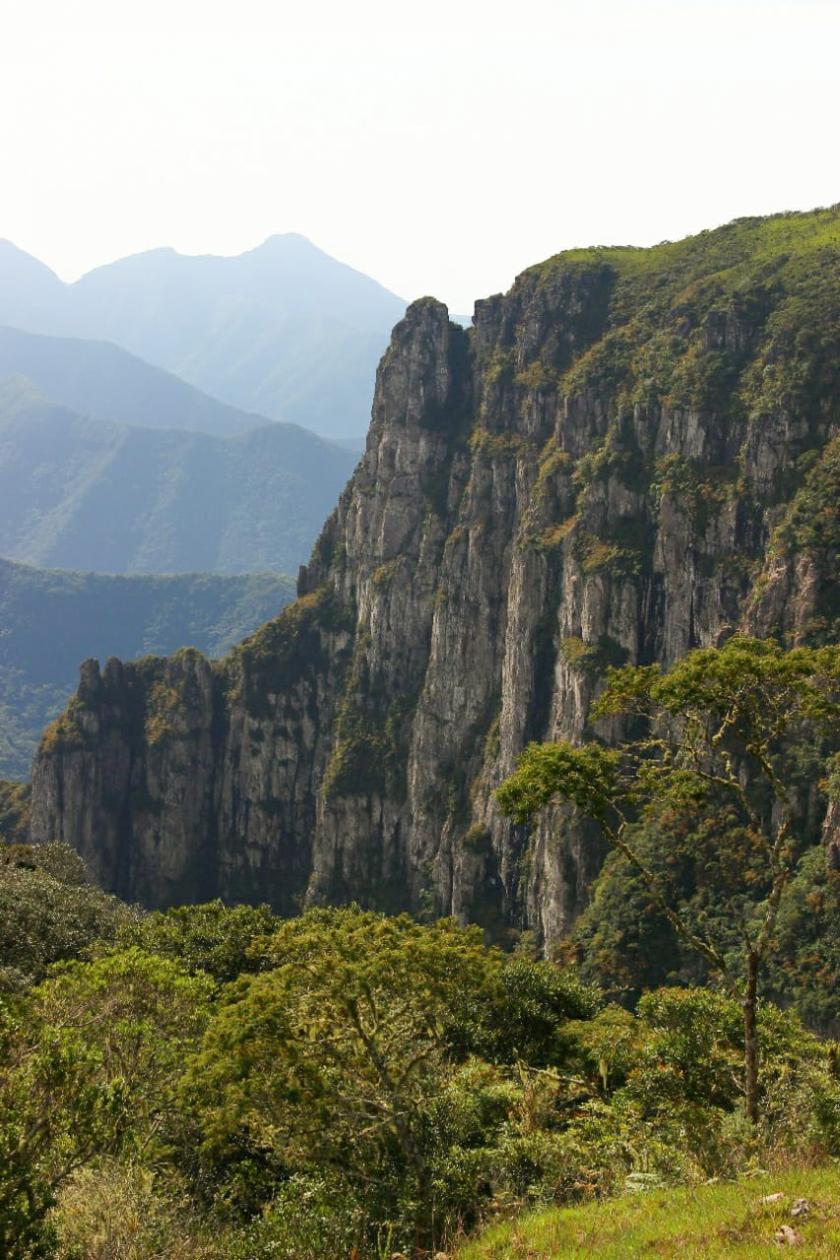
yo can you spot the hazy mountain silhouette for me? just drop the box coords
[0,235,406,440]
[0,325,273,435]
[0,377,357,574]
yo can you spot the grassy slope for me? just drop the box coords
[458,1167,840,1259]
[0,556,296,779]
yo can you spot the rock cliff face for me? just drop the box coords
[29,209,840,947]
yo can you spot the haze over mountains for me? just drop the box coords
[0,233,401,776]
[0,377,357,574]
[0,234,407,440]
[0,326,266,436]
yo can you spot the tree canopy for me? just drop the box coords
[496,636,840,1121]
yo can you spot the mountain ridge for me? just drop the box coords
[0,324,275,435]
[28,206,840,938]
[0,376,357,574]
[0,235,407,439]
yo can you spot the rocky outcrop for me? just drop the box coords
[29,212,840,947]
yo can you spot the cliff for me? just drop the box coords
[29,208,840,946]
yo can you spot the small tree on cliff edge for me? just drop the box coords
[496,636,840,1124]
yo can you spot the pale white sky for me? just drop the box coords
[1,0,837,313]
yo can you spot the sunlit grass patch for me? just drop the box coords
[457,1165,840,1259]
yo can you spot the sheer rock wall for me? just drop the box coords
[29,247,839,947]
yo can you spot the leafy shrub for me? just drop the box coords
[0,850,133,990]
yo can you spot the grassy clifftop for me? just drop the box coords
[521,204,840,416]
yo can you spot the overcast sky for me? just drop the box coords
[2,0,837,313]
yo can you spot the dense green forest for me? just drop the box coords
[0,556,295,778]
[1,836,838,1259]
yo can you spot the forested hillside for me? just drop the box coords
[0,879,838,1260]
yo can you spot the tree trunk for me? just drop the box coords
[744,951,759,1125]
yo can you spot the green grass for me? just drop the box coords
[527,205,840,288]
[457,1166,840,1259]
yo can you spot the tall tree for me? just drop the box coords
[496,637,840,1123]
[186,909,500,1254]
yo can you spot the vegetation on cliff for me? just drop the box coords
[0,555,296,779]
[529,205,840,416]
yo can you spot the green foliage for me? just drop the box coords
[52,1159,217,1260]
[499,638,840,978]
[1,840,88,885]
[571,989,840,1180]
[33,950,213,1143]
[230,585,353,715]
[559,635,629,679]
[524,206,840,421]
[0,846,133,991]
[184,909,600,1253]
[185,911,496,1201]
[0,893,837,1259]
[217,1171,365,1260]
[0,949,211,1259]
[114,900,281,986]
[757,433,840,642]
[766,846,840,1035]
[497,740,624,828]
[776,434,840,563]
[497,637,840,1125]
[0,998,123,1259]
[0,778,29,842]
[473,956,601,1068]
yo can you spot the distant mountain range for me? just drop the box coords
[0,235,407,440]
[0,325,267,435]
[0,376,358,574]
[0,555,296,780]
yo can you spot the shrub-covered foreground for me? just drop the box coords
[0,848,839,1259]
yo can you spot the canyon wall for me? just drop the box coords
[29,212,840,946]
